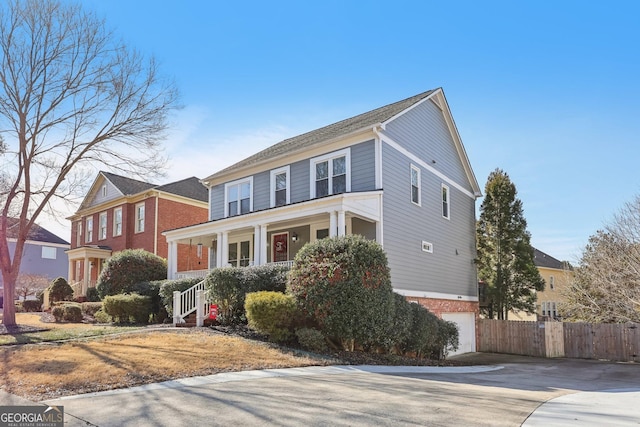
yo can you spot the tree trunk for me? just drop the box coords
[2,270,17,326]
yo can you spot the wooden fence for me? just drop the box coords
[478,319,639,362]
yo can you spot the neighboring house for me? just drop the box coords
[164,88,483,354]
[533,247,572,320]
[1,218,70,297]
[66,172,209,296]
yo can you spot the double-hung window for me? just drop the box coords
[76,222,82,246]
[86,217,93,243]
[270,166,290,207]
[113,207,123,236]
[225,177,253,217]
[411,165,420,205]
[99,212,107,240]
[135,203,145,233]
[442,184,450,219]
[311,148,350,198]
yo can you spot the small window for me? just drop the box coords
[310,149,350,198]
[113,207,122,236]
[270,166,290,207]
[225,178,253,217]
[99,212,107,240]
[101,185,107,197]
[135,203,145,233]
[442,184,450,219]
[411,165,420,205]
[76,222,82,246]
[549,276,555,290]
[422,241,433,253]
[86,217,93,243]
[42,246,56,259]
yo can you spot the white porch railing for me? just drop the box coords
[173,279,208,325]
[269,260,295,268]
[175,269,211,280]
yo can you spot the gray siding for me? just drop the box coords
[253,171,270,211]
[381,143,477,297]
[88,179,121,208]
[290,159,310,203]
[351,140,376,192]
[384,99,472,193]
[209,186,224,220]
[0,241,69,285]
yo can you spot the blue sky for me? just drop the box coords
[42,0,640,263]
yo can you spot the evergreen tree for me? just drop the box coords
[476,169,544,319]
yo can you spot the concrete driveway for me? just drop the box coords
[0,353,635,426]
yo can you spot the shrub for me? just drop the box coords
[85,287,101,302]
[205,264,289,325]
[245,291,299,342]
[383,293,415,353]
[62,303,83,322]
[295,328,328,353]
[433,320,459,360]
[13,301,25,313]
[96,249,167,298]
[102,293,152,324]
[52,305,64,322]
[81,302,103,316]
[130,281,165,323]
[94,309,112,324]
[287,235,395,351]
[48,277,74,302]
[22,300,42,312]
[158,277,203,318]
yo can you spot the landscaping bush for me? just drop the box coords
[205,264,289,325]
[432,320,459,360]
[62,303,83,322]
[245,291,299,343]
[96,249,167,298]
[94,309,112,324]
[287,235,395,351]
[22,300,42,312]
[295,328,328,353]
[130,281,165,323]
[158,277,203,318]
[81,302,103,316]
[383,293,415,353]
[48,277,74,302]
[52,305,64,322]
[85,287,101,302]
[102,293,152,324]
[13,301,25,313]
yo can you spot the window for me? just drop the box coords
[542,301,558,318]
[549,276,555,290]
[421,241,433,253]
[228,240,251,267]
[113,207,122,236]
[411,165,420,205]
[101,185,107,197]
[76,222,82,246]
[225,177,253,217]
[99,212,107,240]
[42,246,56,259]
[442,184,450,219]
[85,217,93,243]
[311,149,350,198]
[270,166,290,207]
[135,203,145,232]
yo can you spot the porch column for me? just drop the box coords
[82,255,89,295]
[167,241,178,279]
[329,211,338,237]
[337,210,346,236]
[253,225,261,265]
[68,259,74,284]
[216,233,223,268]
[260,224,268,265]
[221,231,229,266]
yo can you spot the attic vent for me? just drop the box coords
[422,241,433,253]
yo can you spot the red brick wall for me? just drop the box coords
[130,198,155,253]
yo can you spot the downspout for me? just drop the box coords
[372,125,384,246]
[154,194,159,255]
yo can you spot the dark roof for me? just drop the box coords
[101,171,157,196]
[533,248,566,270]
[155,177,208,202]
[206,89,437,181]
[5,218,69,245]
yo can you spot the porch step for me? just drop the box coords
[175,312,215,328]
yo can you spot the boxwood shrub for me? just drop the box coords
[96,249,167,298]
[52,303,83,322]
[48,277,74,302]
[245,291,299,343]
[102,293,152,324]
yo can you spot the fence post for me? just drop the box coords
[196,289,204,327]
[173,290,180,326]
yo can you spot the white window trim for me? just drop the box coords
[224,176,254,217]
[41,246,56,259]
[101,184,107,197]
[309,148,351,199]
[113,207,123,237]
[76,222,82,246]
[411,164,421,206]
[270,166,290,208]
[421,241,433,253]
[135,202,145,233]
[85,217,93,243]
[442,183,450,220]
[99,212,107,240]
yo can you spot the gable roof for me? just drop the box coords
[204,89,438,183]
[101,171,157,196]
[5,218,69,245]
[155,177,208,202]
[533,248,567,270]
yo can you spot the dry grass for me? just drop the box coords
[0,329,329,401]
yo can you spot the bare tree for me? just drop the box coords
[15,273,50,301]
[562,196,640,323]
[0,0,178,325]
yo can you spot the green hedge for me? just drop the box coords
[97,249,167,298]
[245,291,299,343]
[81,302,103,316]
[102,293,152,324]
[205,264,289,325]
[158,277,204,318]
[52,303,83,322]
[48,277,74,302]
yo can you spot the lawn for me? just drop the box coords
[0,313,332,401]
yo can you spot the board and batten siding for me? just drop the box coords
[290,159,309,203]
[383,98,472,193]
[252,170,270,211]
[209,185,224,220]
[381,142,477,298]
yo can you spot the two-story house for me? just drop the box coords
[1,218,70,303]
[534,248,573,320]
[163,88,482,354]
[66,172,209,296]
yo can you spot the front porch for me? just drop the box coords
[65,245,112,296]
[164,191,383,279]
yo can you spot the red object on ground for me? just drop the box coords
[209,304,218,320]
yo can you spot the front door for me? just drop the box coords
[272,232,289,262]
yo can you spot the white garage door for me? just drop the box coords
[441,312,476,356]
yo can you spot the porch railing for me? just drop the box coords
[269,260,295,268]
[172,279,207,325]
[175,269,211,280]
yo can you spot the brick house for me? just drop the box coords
[66,172,209,296]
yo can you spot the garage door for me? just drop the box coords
[441,312,476,356]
